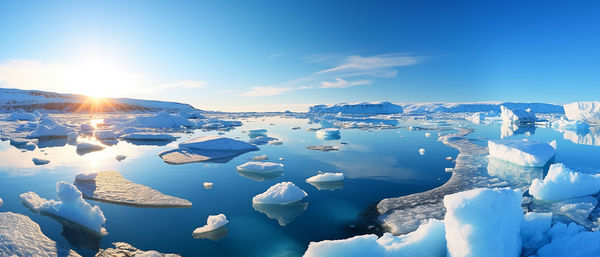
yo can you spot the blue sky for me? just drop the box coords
[0,0,598,111]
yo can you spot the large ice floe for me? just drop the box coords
[193,214,229,236]
[309,101,403,114]
[237,161,284,173]
[252,182,307,205]
[529,163,600,201]
[95,242,181,257]
[0,212,80,256]
[488,139,556,167]
[303,219,446,257]
[20,181,106,233]
[306,172,344,183]
[74,171,191,207]
[159,135,259,164]
[563,101,600,124]
[500,105,537,124]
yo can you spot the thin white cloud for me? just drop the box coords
[317,53,420,74]
[320,78,371,88]
[242,86,296,97]
[0,59,206,97]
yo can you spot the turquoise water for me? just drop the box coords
[1,116,598,256]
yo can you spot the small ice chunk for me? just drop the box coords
[203,182,213,189]
[81,124,94,131]
[307,145,339,151]
[252,182,307,205]
[500,105,537,124]
[306,172,344,183]
[252,155,269,161]
[67,132,78,140]
[115,155,127,161]
[303,219,446,257]
[237,161,284,173]
[32,158,50,165]
[529,163,600,201]
[268,140,283,145]
[418,148,426,155]
[425,132,431,137]
[443,188,523,257]
[488,139,555,167]
[75,171,98,181]
[445,156,452,160]
[0,197,3,206]
[192,214,228,235]
[249,129,267,135]
[95,130,116,140]
[444,168,453,172]
[76,142,105,152]
[20,181,106,233]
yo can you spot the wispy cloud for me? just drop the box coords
[0,59,206,97]
[320,78,371,88]
[242,53,421,97]
[317,53,420,74]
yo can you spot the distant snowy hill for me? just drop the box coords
[308,101,564,114]
[0,88,199,113]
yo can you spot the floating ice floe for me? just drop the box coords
[237,161,284,173]
[115,155,127,161]
[121,132,177,141]
[249,129,268,135]
[248,135,278,145]
[418,148,426,155]
[76,142,105,155]
[488,139,556,167]
[67,132,78,140]
[529,163,600,201]
[28,116,75,138]
[125,110,194,128]
[20,181,106,233]
[193,214,228,236]
[500,105,537,124]
[316,128,341,140]
[74,171,192,207]
[253,155,269,161]
[0,197,2,206]
[96,242,181,257]
[32,158,50,165]
[306,172,344,183]
[563,101,600,124]
[268,140,283,145]
[94,130,117,140]
[203,182,213,189]
[159,136,259,164]
[303,219,446,257]
[80,124,94,132]
[10,138,37,151]
[7,109,38,121]
[444,188,523,257]
[252,182,307,205]
[306,145,339,151]
[0,212,80,256]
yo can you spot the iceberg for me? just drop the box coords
[32,157,50,165]
[400,102,563,114]
[160,136,259,164]
[500,105,537,124]
[488,139,556,167]
[563,101,600,123]
[306,172,344,183]
[74,171,192,207]
[20,181,106,233]
[237,161,284,173]
[28,117,75,138]
[309,101,403,114]
[252,182,307,205]
[529,163,600,201]
[193,214,228,235]
[443,188,523,257]
[316,128,341,140]
[95,242,182,257]
[303,219,446,257]
[0,212,80,257]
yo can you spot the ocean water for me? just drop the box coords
[0,115,598,256]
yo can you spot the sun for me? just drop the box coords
[71,52,143,98]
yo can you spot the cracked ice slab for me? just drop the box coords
[74,171,191,208]
[377,129,503,234]
[95,242,181,257]
[0,212,81,257]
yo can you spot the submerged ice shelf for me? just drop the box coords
[74,171,192,207]
[377,128,506,234]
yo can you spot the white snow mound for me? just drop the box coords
[192,214,228,235]
[252,182,307,205]
[306,172,344,183]
[529,163,600,201]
